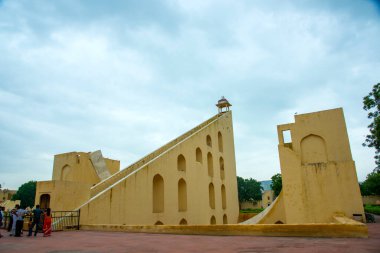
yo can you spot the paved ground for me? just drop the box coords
[0,223,379,253]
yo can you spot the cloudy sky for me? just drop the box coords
[0,0,379,189]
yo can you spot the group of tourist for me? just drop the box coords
[0,204,52,238]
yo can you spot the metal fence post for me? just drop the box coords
[77,209,80,230]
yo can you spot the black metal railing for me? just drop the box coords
[0,210,80,232]
[52,211,80,231]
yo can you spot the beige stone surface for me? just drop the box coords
[35,152,120,211]
[0,199,20,211]
[79,111,239,225]
[35,180,92,211]
[362,195,380,205]
[89,150,112,180]
[244,108,365,225]
[80,222,368,238]
[35,111,239,226]
[0,189,16,203]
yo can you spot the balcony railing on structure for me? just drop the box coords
[0,210,80,232]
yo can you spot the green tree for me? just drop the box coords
[11,181,36,208]
[363,83,380,171]
[270,173,282,198]
[360,172,380,196]
[359,181,370,196]
[237,176,263,202]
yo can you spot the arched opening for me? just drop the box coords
[153,174,164,213]
[196,148,202,163]
[178,179,187,212]
[40,194,50,209]
[221,184,227,209]
[179,218,187,225]
[177,154,186,172]
[219,157,225,180]
[209,183,215,209]
[207,152,214,177]
[206,135,212,147]
[223,214,228,224]
[210,216,216,225]
[218,132,223,152]
[275,220,284,224]
[300,134,328,164]
[155,221,164,225]
[61,165,71,181]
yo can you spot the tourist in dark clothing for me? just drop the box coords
[7,209,13,232]
[28,205,43,236]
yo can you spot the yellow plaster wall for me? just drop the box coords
[243,108,365,225]
[262,190,274,208]
[362,195,380,205]
[0,200,21,211]
[241,191,286,224]
[35,180,92,211]
[80,222,368,238]
[278,108,365,223]
[240,201,262,209]
[79,111,239,225]
[0,189,16,202]
[51,152,120,185]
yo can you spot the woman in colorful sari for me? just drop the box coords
[43,208,52,237]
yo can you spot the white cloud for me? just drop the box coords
[0,0,379,189]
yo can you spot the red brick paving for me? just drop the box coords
[0,224,379,253]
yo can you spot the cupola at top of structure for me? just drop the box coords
[216,96,232,113]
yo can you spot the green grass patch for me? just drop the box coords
[240,208,264,213]
[364,204,380,215]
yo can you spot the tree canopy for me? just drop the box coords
[270,173,282,198]
[360,83,380,196]
[237,176,263,202]
[11,180,36,208]
[360,172,380,196]
[363,82,380,171]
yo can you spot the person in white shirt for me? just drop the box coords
[15,204,27,237]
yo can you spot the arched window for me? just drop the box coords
[207,153,214,177]
[210,216,216,225]
[206,135,212,147]
[209,183,215,209]
[218,132,223,152]
[178,179,187,212]
[177,154,186,172]
[219,157,225,180]
[221,184,227,209]
[61,165,71,181]
[180,218,187,225]
[223,214,228,224]
[155,221,164,225]
[300,134,327,164]
[153,174,164,213]
[196,148,202,163]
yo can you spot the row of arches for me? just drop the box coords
[206,131,223,153]
[210,214,228,224]
[153,175,228,214]
[155,218,188,225]
[178,151,225,180]
[209,183,227,209]
[155,215,228,226]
